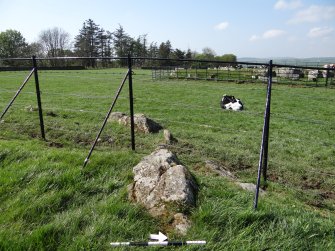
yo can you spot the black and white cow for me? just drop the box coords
[220,94,244,111]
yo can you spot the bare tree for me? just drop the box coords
[39,27,70,58]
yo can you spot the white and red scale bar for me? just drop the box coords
[110,240,206,247]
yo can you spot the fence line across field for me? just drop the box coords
[1,97,333,128]
[1,56,334,209]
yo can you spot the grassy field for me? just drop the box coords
[0,68,334,250]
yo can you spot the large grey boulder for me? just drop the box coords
[129,149,197,234]
[109,112,162,133]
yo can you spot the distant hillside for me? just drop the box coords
[238,57,335,67]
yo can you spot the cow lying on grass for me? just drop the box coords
[220,95,244,111]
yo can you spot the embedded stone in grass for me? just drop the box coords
[133,113,163,133]
[128,148,198,234]
[205,160,236,179]
[172,213,192,236]
[46,111,58,117]
[163,129,178,144]
[109,112,163,133]
[25,105,38,112]
[204,160,265,195]
[108,112,128,125]
[236,182,265,195]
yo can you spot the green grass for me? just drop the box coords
[0,68,334,250]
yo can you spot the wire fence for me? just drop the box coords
[1,56,334,138]
[1,58,334,120]
[1,56,334,85]
[151,64,335,87]
[1,56,334,205]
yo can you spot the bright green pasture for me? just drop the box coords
[0,69,334,250]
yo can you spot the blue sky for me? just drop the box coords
[0,0,335,58]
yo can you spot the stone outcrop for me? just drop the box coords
[236,182,265,195]
[205,160,236,179]
[109,112,162,133]
[128,148,197,234]
[163,129,178,144]
[172,213,192,236]
[204,160,265,194]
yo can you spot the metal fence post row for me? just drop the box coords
[32,56,46,140]
[254,60,273,209]
[128,54,136,151]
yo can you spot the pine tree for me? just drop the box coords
[158,40,172,66]
[112,25,134,57]
[112,25,134,66]
[74,19,100,67]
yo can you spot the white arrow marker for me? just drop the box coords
[150,232,168,242]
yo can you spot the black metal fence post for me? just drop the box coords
[254,60,273,209]
[128,54,136,151]
[32,56,46,140]
[262,61,273,182]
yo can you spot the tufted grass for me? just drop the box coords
[0,68,334,250]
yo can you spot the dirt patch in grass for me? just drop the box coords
[47,141,64,148]
[301,176,324,190]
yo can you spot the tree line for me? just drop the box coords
[0,19,236,67]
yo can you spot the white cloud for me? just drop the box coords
[249,35,260,41]
[274,0,303,10]
[214,22,229,30]
[308,27,334,38]
[250,29,286,41]
[263,29,286,39]
[288,5,335,24]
